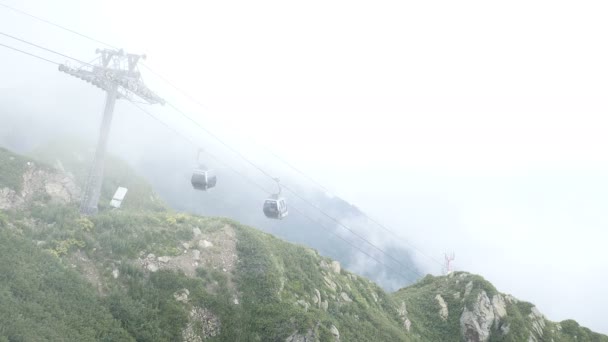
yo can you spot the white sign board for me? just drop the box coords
[110,186,128,208]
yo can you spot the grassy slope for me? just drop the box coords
[0,228,132,341]
[1,200,412,341]
[1,146,607,341]
[0,147,34,191]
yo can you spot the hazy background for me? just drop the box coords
[1,0,607,334]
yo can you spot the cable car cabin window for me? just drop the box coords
[264,200,278,212]
[191,170,216,190]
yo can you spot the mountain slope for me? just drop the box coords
[393,272,608,342]
[0,146,605,341]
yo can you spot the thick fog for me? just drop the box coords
[1,0,608,334]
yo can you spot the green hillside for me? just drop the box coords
[0,146,605,341]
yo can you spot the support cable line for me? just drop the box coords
[0,7,434,276]
[140,66,443,268]
[0,2,118,49]
[139,64,209,110]
[127,101,423,280]
[248,150,445,268]
[164,101,421,275]
[0,42,60,65]
[0,31,92,66]
[0,3,441,270]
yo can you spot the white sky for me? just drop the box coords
[1,0,608,334]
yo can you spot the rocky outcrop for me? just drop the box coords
[492,294,507,320]
[174,289,190,303]
[464,281,474,297]
[330,261,341,274]
[460,291,495,342]
[340,292,352,302]
[528,306,546,341]
[0,162,79,210]
[182,307,220,342]
[138,225,238,279]
[313,289,321,307]
[320,300,329,312]
[330,325,340,341]
[286,329,317,342]
[0,187,24,209]
[323,276,338,292]
[435,294,449,321]
[397,301,412,332]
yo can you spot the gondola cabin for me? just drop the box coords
[263,197,288,219]
[191,168,217,191]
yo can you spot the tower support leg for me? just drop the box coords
[80,84,118,215]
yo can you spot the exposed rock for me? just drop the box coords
[146,263,159,272]
[182,242,190,250]
[24,167,79,204]
[174,289,190,303]
[192,227,202,236]
[44,182,71,203]
[505,294,518,304]
[454,292,461,299]
[464,281,474,297]
[313,289,321,305]
[182,307,220,341]
[147,253,156,260]
[158,256,171,263]
[435,294,449,321]
[286,329,317,342]
[500,322,510,335]
[323,276,337,292]
[192,249,201,261]
[321,300,329,311]
[0,187,23,209]
[233,297,239,305]
[112,269,119,279]
[340,292,352,302]
[296,299,310,311]
[199,239,213,248]
[330,261,341,274]
[397,301,411,332]
[330,325,340,341]
[460,290,495,342]
[528,306,546,338]
[492,294,507,319]
[371,291,379,303]
[319,260,330,270]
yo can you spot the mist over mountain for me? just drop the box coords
[1,146,605,341]
[0,102,422,291]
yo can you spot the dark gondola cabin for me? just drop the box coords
[263,197,288,219]
[191,168,217,191]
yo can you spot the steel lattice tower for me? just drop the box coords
[59,49,164,215]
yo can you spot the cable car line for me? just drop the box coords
[288,205,422,280]
[139,64,210,111]
[0,11,430,278]
[0,2,118,49]
[0,3,442,271]
[0,31,93,66]
[0,42,60,65]
[2,36,425,281]
[127,101,423,280]
[164,101,424,274]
